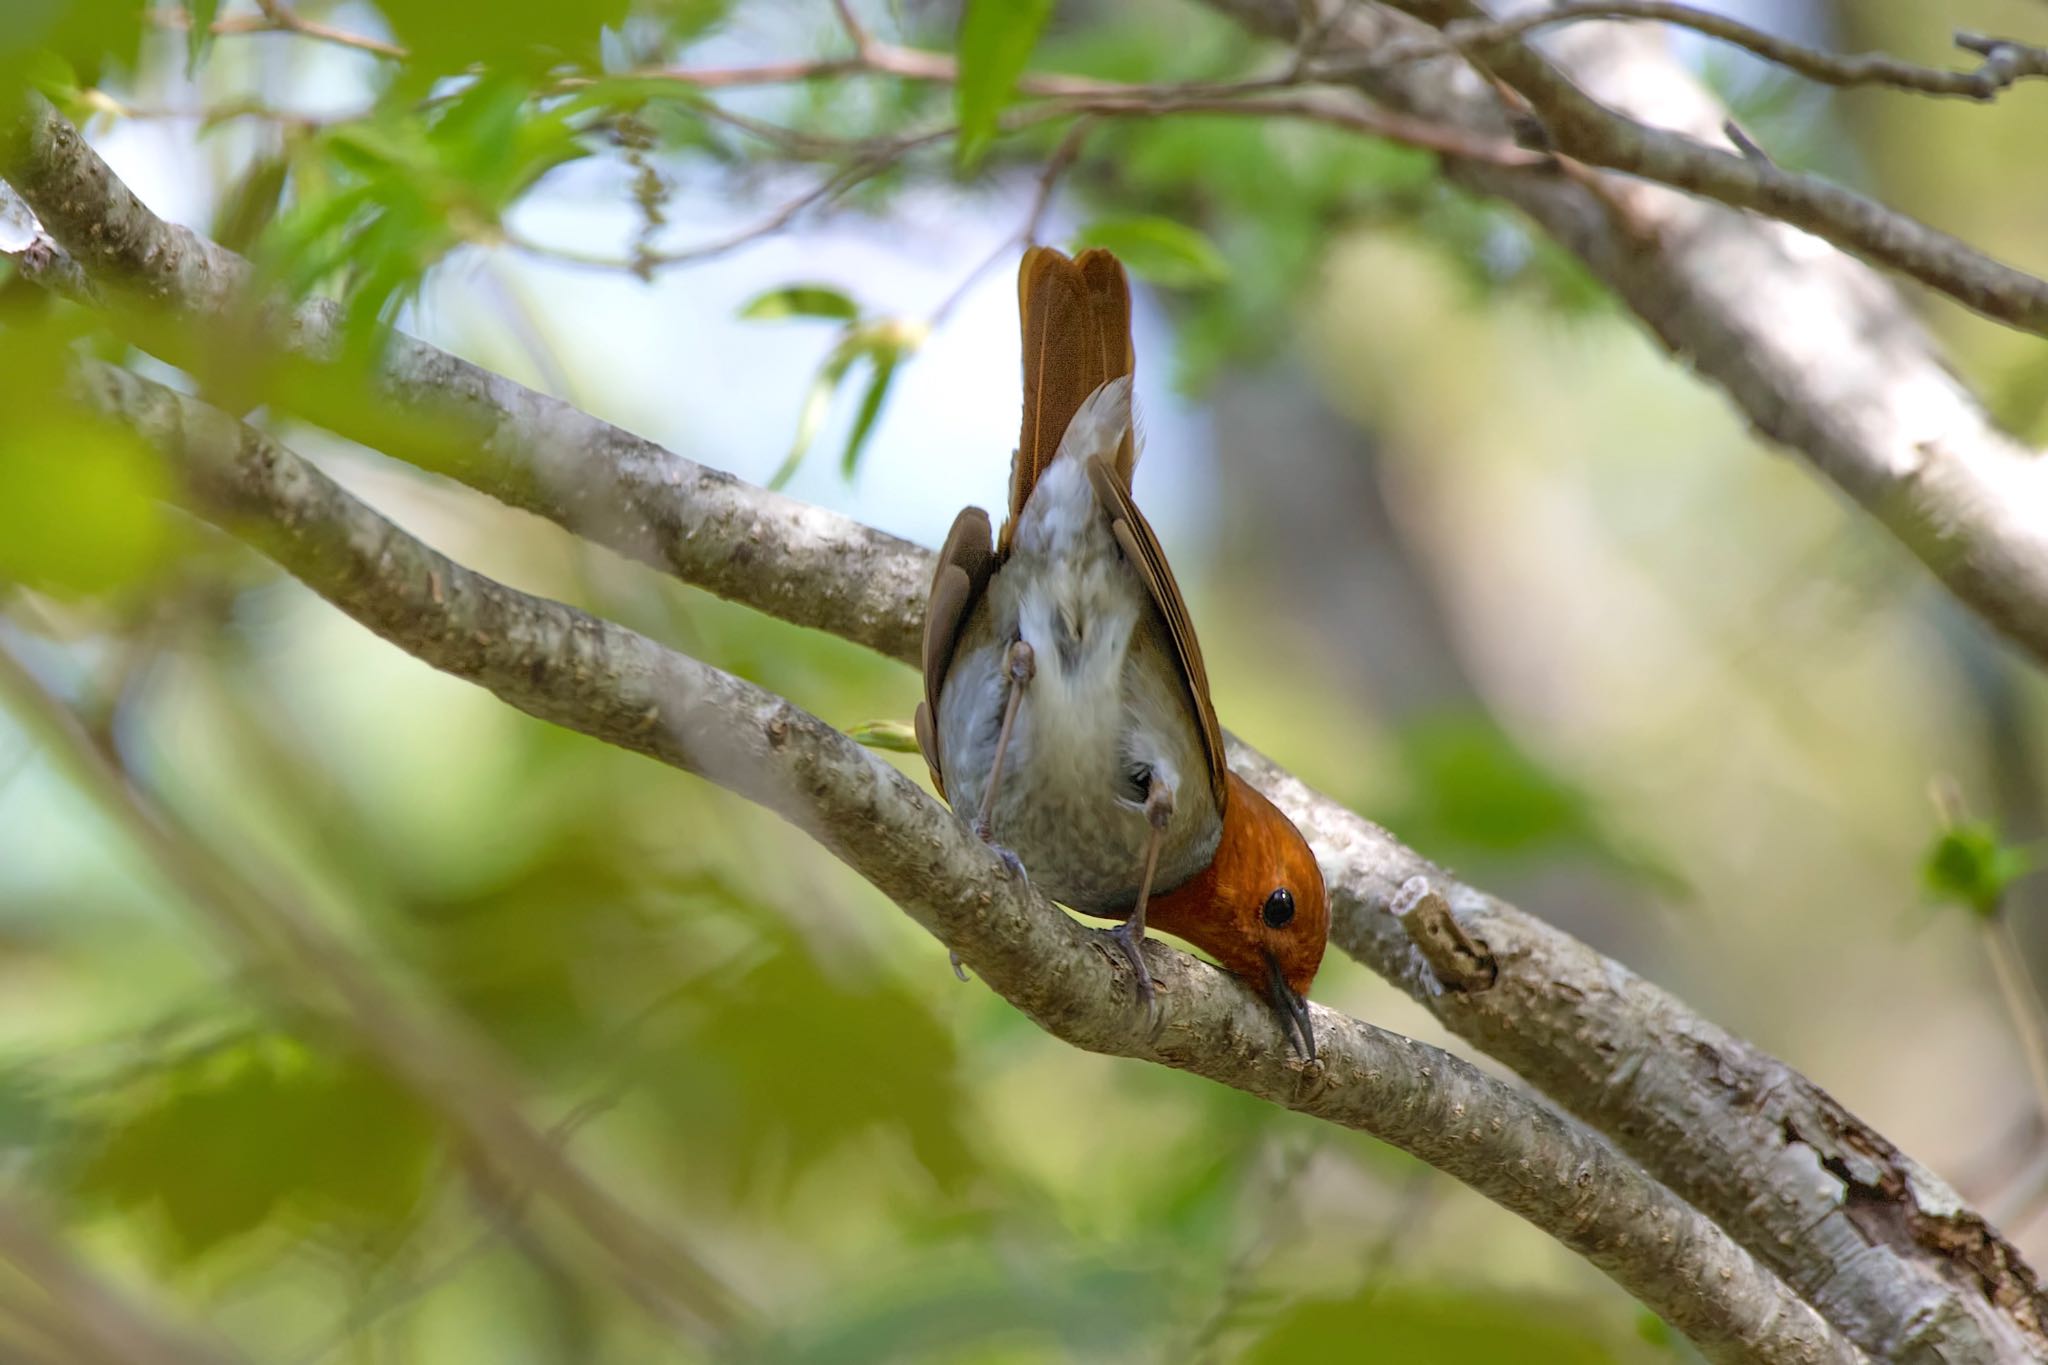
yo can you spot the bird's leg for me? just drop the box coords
[1109,774,1174,1020]
[973,638,1035,845]
[952,639,1035,981]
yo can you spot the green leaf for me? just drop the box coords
[1923,821,2033,920]
[0,0,143,87]
[1073,214,1229,288]
[769,333,866,490]
[846,719,920,753]
[739,284,861,323]
[1249,1285,1629,1364]
[1381,711,1688,897]
[210,152,288,254]
[72,1037,437,1263]
[641,918,979,1198]
[0,402,175,598]
[381,0,630,76]
[184,0,219,75]
[255,76,584,354]
[954,0,1055,170]
[841,349,899,478]
[769,320,924,489]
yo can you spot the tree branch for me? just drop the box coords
[68,359,1863,1365]
[5,85,2040,1360]
[1426,0,2048,338]
[146,4,405,60]
[1426,2,2048,102]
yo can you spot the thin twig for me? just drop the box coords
[829,0,874,58]
[503,85,1535,277]
[148,4,405,60]
[0,1196,240,1365]
[287,1089,627,1365]
[1180,1138,1320,1364]
[1985,916,2048,1137]
[929,117,1094,327]
[1440,2,2048,102]
[1415,0,2048,337]
[503,143,920,274]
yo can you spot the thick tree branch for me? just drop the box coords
[5,86,2040,1359]
[70,361,1862,1365]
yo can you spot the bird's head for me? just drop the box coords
[1149,772,1328,1059]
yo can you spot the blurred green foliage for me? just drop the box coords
[381,0,625,78]
[69,1034,436,1263]
[954,0,1056,170]
[0,405,174,597]
[1382,712,1687,897]
[736,283,928,490]
[1073,214,1229,288]
[1923,819,2034,921]
[1,0,141,89]
[1247,1284,1647,1363]
[0,317,180,599]
[261,74,588,348]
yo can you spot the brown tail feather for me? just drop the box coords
[1006,247,1135,549]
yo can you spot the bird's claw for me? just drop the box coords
[1107,919,1159,1025]
[971,819,1028,883]
[947,817,1023,981]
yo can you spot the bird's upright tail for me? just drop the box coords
[1007,246,1134,551]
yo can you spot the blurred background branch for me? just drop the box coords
[0,1196,239,1365]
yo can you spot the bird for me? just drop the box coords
[913,245,1329,1059]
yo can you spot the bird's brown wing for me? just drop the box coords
[1086,456,1229,813]
[915,505,996,796]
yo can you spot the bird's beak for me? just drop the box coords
[1264,952,1316,1062]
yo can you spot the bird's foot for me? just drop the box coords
[948,820,1022,982]
[1107,918,1158,1025]
[970,818,1028,883]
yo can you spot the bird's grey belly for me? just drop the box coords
[937,599,1221,917]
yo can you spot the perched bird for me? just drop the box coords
[913,246,1329,1058]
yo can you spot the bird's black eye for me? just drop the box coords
[1263,888,1295,928]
